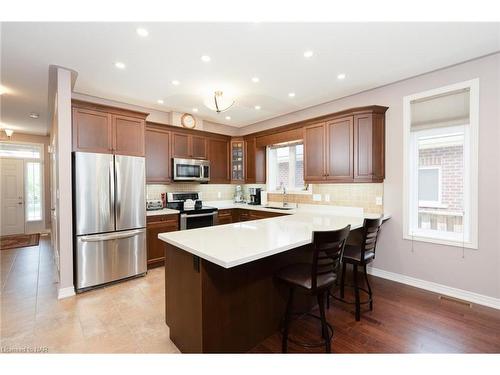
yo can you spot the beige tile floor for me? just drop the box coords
[0,236,180,353]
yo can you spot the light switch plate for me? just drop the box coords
[324,194,330,202]
[217,192,222,199]
[375,196,383,206]
[313,194,322,202]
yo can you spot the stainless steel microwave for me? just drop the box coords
[172,158,210,182]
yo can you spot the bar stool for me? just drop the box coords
[276,225,351,353]
[334,217,383,321]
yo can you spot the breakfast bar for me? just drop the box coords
[159,207,388,353]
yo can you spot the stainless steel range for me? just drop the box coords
[166,192,218,230]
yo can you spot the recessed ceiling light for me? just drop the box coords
[254,105,261,110]
[29,113,39,119]
[225,116,231,120]
[136,28,149,37]
[157,99,164,104]
[251,77,260,83]
[192,108,199,113]
[288,92,295,98]
[337,73,346,80]
[171,80,180,86]
[201,55,211,63]
[114,62,126,69]
[303,50,314,58]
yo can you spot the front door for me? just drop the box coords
[0,158,25,235]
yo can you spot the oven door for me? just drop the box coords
[180,212,218,230]
[173,158,202,181]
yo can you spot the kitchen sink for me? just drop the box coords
[265,206,295,210]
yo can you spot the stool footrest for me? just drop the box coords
[331,284,372,305]
[281,312,334,349]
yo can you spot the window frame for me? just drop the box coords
[25,161,43,222]
[0,141,45,225]
[266,142,312,194]
[418,165,443,208]
[403,79,479,249]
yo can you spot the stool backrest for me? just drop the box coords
[311,225,351,291]
[361,217,383,260]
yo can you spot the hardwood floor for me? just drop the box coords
[250,271,500,353]
[2,236,499,353]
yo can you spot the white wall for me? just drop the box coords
[238,53,500,300]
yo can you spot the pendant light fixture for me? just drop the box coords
[203,91,235,113]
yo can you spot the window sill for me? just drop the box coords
[403,233,477,250]
[268,190,312,195]
[419,202,448,209]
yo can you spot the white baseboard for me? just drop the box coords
[367,266,500,310]
[58,286,75,299]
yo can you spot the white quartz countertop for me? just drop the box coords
[146,208,180,216]
[159,202,389,269]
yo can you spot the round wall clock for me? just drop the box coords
[181,113,197,129]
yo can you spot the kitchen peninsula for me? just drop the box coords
[159,205,389,353]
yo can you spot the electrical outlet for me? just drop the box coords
[375,196,383,206]
[217,192,222,199]
[313,194,322,202]
[324,194,330,202]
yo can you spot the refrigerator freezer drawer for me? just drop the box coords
[75,228,146,290]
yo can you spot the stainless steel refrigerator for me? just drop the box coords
[73,152,147,291]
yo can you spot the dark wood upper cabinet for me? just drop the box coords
[191,136,207,159]
[72,107,113,154]
[72,100,148,156]
[326,116,354,181]
[244,137,266,184]
[208,138,229,183]
[172,132,190,158]
[354,112,385,182]
[172,133,207,159]
[231,139,245,182]
[245,138,256,183]
[304,122,326,181]
[113,115,145,156]
[145,126,171,183]
[302,106,387,183]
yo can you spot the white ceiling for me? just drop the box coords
[1,22,499,135]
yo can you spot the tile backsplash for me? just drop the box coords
[147,183,237,201]
[146,183,383,213]
[267,183,384,214]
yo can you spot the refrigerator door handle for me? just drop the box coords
[115,159,121,222]
[109,159,115,221]
[79,229,145,242]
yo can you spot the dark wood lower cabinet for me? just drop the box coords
[165,242,315,353]
[217,209,233,225]
[146,214,179,268]
[228,208,285,223]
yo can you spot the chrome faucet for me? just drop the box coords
[282,185,288,207]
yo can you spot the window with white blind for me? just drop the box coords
[403,80,479,248]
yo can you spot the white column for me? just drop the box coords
[55,68,74,299]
